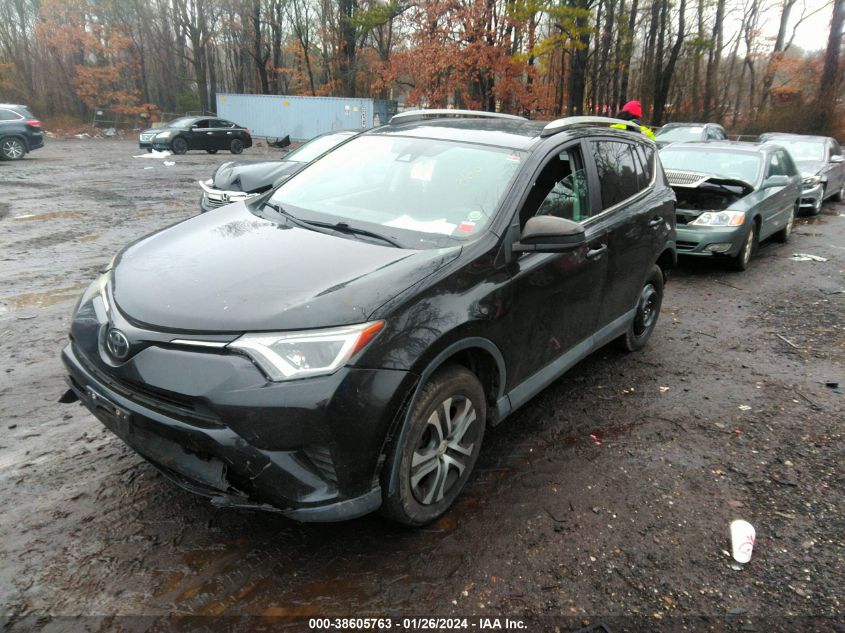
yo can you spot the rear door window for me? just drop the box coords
[590,140,642,209]
[0,109,22,121]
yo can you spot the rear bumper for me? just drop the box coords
[675,224,746,257]
[62,339,414,521]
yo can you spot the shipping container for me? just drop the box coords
[216,94,397,141]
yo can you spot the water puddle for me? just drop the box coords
[13,211,82,221]
[1,284,87,311]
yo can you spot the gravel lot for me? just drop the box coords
[1,139,844,632]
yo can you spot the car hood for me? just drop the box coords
[111,204,461,332]
[665,170,755,196]
[796,160,824,177]
[213,160,303,193]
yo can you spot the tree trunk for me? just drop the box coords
[813,0,845,132]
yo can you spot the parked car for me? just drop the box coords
[756,133,845,214]
[0,104,44,160]
[659,141,801,270]
[61,111,676,526]
[138,116,252,155]
[199,130,357,213]
[654,122,727,149]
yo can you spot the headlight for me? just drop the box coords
[802,175,821,186]
[691,210,745,226]
[156,130,174,139]
[73,271,110,318]
[203,178,213,186]
[229,321,385,381]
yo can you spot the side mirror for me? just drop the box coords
[512,216,586,253]
[763,175,789,189]
[830,155,844,163]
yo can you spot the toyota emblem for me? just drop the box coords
[106,328,130,360]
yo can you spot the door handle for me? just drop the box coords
[586,244,608,260]
[648,217,663,228]
[206,132,213,135]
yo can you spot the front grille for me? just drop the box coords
[677,240,697,251]
[75,347,222,427]
[665,169,708,187]
[302,445,338,486]
[203,193,229,208]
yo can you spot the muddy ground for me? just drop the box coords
[0,139,843,632]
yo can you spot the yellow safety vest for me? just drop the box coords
[610,122,656,140]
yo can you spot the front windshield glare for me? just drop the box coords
[771,140,824,162]
[287,133,351,163]
[167,117,195,129]
[271,135,523,239]
[660,149,761,184]
[656,126,704,142]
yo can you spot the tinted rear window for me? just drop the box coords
[590,140,642,209]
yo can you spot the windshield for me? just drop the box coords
[656,126,705,142]
[269,135,524,245]
[166,117,197,129]
[768,139,825,162]
[660,148,761,184]
[286,132,353,163]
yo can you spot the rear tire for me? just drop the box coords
[230,139,244,154]
[171,137,188,155]
[774,203,796,243]
[380,365,486,527]
[0,136,26,160]
[731,222,757,271]
[618,265,664,352]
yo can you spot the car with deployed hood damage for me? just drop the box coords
[199,130,357,213]
[660,141,801,270]
[61,111,676,526]
[653,122,727,149]
[756,133,845,215]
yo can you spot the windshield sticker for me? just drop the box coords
[457,221,476,234]
[410,159,436,182]
[467,210,484,222]
[385,215,456,235]
[507,153,521,162]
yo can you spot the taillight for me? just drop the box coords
[26,120,41,127]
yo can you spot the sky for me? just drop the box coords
[759,0,836,52]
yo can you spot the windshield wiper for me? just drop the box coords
[263,201,311,229]
[302,220,403,248]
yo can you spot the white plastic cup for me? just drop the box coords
[730,519,756,563]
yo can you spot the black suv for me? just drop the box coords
[61,111,676,526]
[0,104,44,160]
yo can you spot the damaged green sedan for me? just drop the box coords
[660,141,802,270]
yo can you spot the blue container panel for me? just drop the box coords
[216,94,396,140]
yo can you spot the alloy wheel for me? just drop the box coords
[633,283,658,337]
[410,396,479,506]
[1,138,24,160]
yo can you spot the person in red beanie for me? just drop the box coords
[612,100,655,139]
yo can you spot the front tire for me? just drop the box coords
[810,190,823,215]
[230,139,244,154]
[731,222,757,271]
[774,203,796,243]
[1,136,26,160]
[618,265,664,352]
[381,365,486,527]
[171,137,188,154]
[833,181,844,202]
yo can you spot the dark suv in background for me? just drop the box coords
[0,104,44,160]
[61,111,676,526]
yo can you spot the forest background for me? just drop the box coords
[1,0,843,134]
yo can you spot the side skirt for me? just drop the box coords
[496,309,635,422]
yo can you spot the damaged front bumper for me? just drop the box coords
[675,224,746,257]
[798,182,824,212]
[61,334,414,521]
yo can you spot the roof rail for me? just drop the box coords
[541,116,642,137]
[389,109,527,125]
